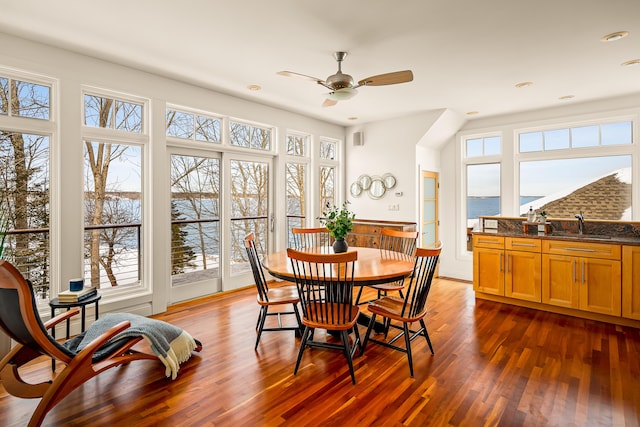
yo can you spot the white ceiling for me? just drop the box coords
[1,0,639,126]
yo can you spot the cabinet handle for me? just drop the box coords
[506,253,510,273]
[573,260,576,283]
[511,242,536,247]
[500,253,503,272]
[582,260,585,284]
[564,247,596,253]
[478,239,501,245]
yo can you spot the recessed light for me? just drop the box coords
[347,116,358,120]
[515,81,533,88]
[466,111,479,115]
[558,95,575,100]
[621,59,640,67]
[601,31,629,42]
[247,84,262,91]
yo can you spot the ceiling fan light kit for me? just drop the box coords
[278,51,413,106]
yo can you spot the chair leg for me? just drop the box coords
[360,313,377,356]
[355,286,364,305]
[293,303,303,335]
[403,322,414,377]
[352,323,361,354]
[294,327,311,375]
[420,319,434,354]
[255,306,268,350]
[341,330,356,384]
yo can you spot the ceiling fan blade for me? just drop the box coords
[322,98,338,107]
[357,70,413,87]
[277,70,325,85]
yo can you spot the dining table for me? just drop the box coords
[262,246,414,286]
[262,246,414,330]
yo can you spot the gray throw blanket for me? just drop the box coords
[78,313,200,379]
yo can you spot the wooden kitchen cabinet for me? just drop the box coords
[541,240,621,316]
[504,238,541,302]
[473,235,504,295]
[622,246,640,320]
[473,235,541,301]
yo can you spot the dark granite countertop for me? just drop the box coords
[472,230,640,246]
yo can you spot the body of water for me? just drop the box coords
[467,196,541,219]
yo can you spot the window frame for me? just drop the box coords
[515,115,636,221]
[81,86,150,300]
[0,67,57,307]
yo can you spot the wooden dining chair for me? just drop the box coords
[360,244,441,377]
[245,233,302,350]
[291,227,331,249]
[287,248,361,384]
[0,260,160,427]
[355,228,418,304]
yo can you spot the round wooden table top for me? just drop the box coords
[262,246,414,286]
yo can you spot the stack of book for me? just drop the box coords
[57,286,98,303]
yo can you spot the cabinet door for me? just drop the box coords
[542,254,579,309]
[506,250,541,302]
[580,258,621,316]
[473,247,504,295]
[622,246,640,320]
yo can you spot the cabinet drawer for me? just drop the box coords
[542,240,621,260]
[473,234,505,249]
[506,237,541,253]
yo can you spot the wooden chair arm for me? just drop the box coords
[42,307,80,330]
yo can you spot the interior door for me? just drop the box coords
[421,171,439,247]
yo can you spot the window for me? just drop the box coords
[0,76,50,120]
[84,94,143,132]
[0,72,52,299]
[320,166,335,209]
[287,134,308,156]
[520,156,632,220]
[229,159,269,275]
[466,136,500,157]
[320,139,336,160]
[166,109,221,143]
[82,90,146,289]
[463,134,502,235]
[518,119,634,220]
[0,131,50,298]
[285,132,309,243]
[170,155,220,282]
[467,163,501,223]
[229,120,272,150]
[319,137,339,211]
[286,162,306,243]
[519,121,632,152]
[84,141,142,288]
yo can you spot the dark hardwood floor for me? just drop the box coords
[2,278,639,426]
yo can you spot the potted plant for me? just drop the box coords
[318,201,355,253]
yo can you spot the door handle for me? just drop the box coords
[270,214,274,232]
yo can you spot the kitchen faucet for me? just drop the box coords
[575,211,584,234]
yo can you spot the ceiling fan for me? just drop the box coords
[277,51,413,107]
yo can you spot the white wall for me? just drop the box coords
[0,32,344,320]
[345,111,444,222]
